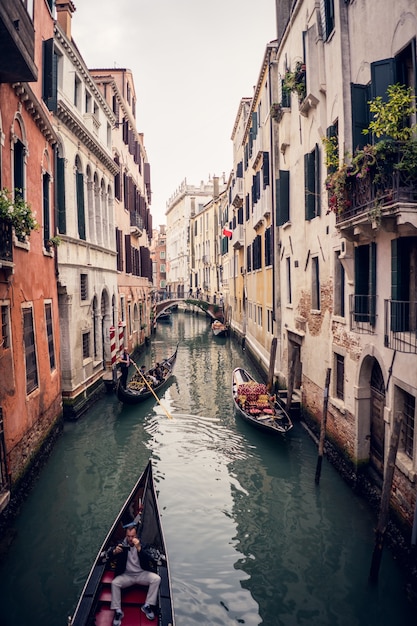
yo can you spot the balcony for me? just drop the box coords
[0,221,13,270]
[335,142,417,240]
[231,178,244,208]
[384,299,417,354]
[0,0,37,83]
[231,224,244,249]
[129,211,144,236]
[349,294,376,335]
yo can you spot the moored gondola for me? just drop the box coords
[68,459,174,626]
[117,346,178,405]
[232,367,293,435]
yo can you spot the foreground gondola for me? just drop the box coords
[232,368,293,435]
[68,460,174,626]
[117,346,178,405]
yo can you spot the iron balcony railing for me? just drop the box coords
[130,211,144,231]
[336,141,417,224]
[384,299,417,353]
[349,294,377,334]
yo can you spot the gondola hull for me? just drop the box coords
[117,347,178,405]
[232,368,293,435]
[68,460,174,626]
[211,321,228,337]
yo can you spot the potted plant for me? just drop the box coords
[283,61,306,101]
[0,188,38,240]
[270,102,284,121]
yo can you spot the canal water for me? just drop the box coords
[0,311,414,626]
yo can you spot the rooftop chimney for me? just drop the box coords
[56,0,76,40]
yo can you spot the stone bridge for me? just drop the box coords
[154,297,224,322]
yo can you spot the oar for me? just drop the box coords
[130,359,173,420]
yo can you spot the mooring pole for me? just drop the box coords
[285,345,298,413]
[315,367,331,485]
[369,411,403,583]
[267,337,277,392]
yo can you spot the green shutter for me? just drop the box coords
[305,152,315,220]
[371,58,396,101]
[351,83,370,151]
[370,242,377,326]
[391,238,410,331]
[76,171,86,240]
[276,171,290,226]
[315,143,321,217]
[57,156,66,234]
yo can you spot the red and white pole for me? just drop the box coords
[110,326,116,365]
[118,321,124,354]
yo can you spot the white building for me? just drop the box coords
[53,1,118,417]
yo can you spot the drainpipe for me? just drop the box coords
[268,44,281,374]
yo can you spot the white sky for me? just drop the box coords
[71,0,277,225]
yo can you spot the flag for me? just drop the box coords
[223,227,232,238]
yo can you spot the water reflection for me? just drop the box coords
[0,311,414,626]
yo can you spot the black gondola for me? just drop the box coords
[232,367,293,435]
[117,346,178,405]
[68,459,175,626]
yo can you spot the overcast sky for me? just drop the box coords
[71,1,277,225]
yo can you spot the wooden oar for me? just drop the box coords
[130,359,173,420]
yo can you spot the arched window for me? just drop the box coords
[75,156,86,240]
[56,142,66,234]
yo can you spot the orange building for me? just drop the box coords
[0,0,62,510]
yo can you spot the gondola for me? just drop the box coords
[68,459,175,626]
[232,367,293,435]
[117,346,178,405]
[211,320,229,337]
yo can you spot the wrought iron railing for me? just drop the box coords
[336,141,417,223]
[130,211,144,230]
[0,221,13,263]
[384,299,417,353]
[349,294,377,334]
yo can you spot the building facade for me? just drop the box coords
[0,0,62,502]
[52,2,118,417]
[91,68,153,355]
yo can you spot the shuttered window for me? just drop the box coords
[76,170,86,240]
[320,0,335,41]
[304,144,320,220]
[276,170,290,226]
[45,302,55,371]
[23,307,38,395]
[354,243,377,325]
[57,155,66,233]
[262,152,270,188]
[42,38,57,112]
[264,227,272,267]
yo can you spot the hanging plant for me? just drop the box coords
[283,61,306,101]
[0,188,38,240]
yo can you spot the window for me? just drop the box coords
[43,172,51,246]
[1,304,10,349]
[160,264,166,273]
[321,0,335,41]
[286,257,292,304]
[334,253,345,317]
[74,74,81,108]
[390,238,417,334]
[82,332,90,359]
[305,144,321,220]
[14,138,25,201]
[252,235,262,270]
[398,387,415,460]
[75,158,86,239]
[80,274,88,300]
[267,309,273,334]
[56,146,66,233]
[335,353,344,400]
[354,243,376,326]
[160,250,166,259]
[85,90,92,113]
[264,227,272,267]
[42,38,57,112]
[312,257,320,310]
[276,170,290,226]
[45,302,55,370]
[23,307,38,394]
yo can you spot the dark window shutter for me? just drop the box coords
[252,112,258,139]
[391,238,409,331]
[263,152,270,188]
[276,170,290,226]
[57,155,66,234]
[236,161,243,178]
[125,235,132,273]
[237,207,243,224]
[370,242,377,326]
[43,173,50,244]
[351,83,370,151]
[76,171,86,240]
[305,152,315,220]
[371,58,396,101]
[314,143,321,217]
[245,194,250,221]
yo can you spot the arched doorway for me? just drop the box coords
[369,360,386,477]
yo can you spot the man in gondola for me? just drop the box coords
[118,347,131,389]
[110,525,161,624]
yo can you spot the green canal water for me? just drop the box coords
[0,311,415,625]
